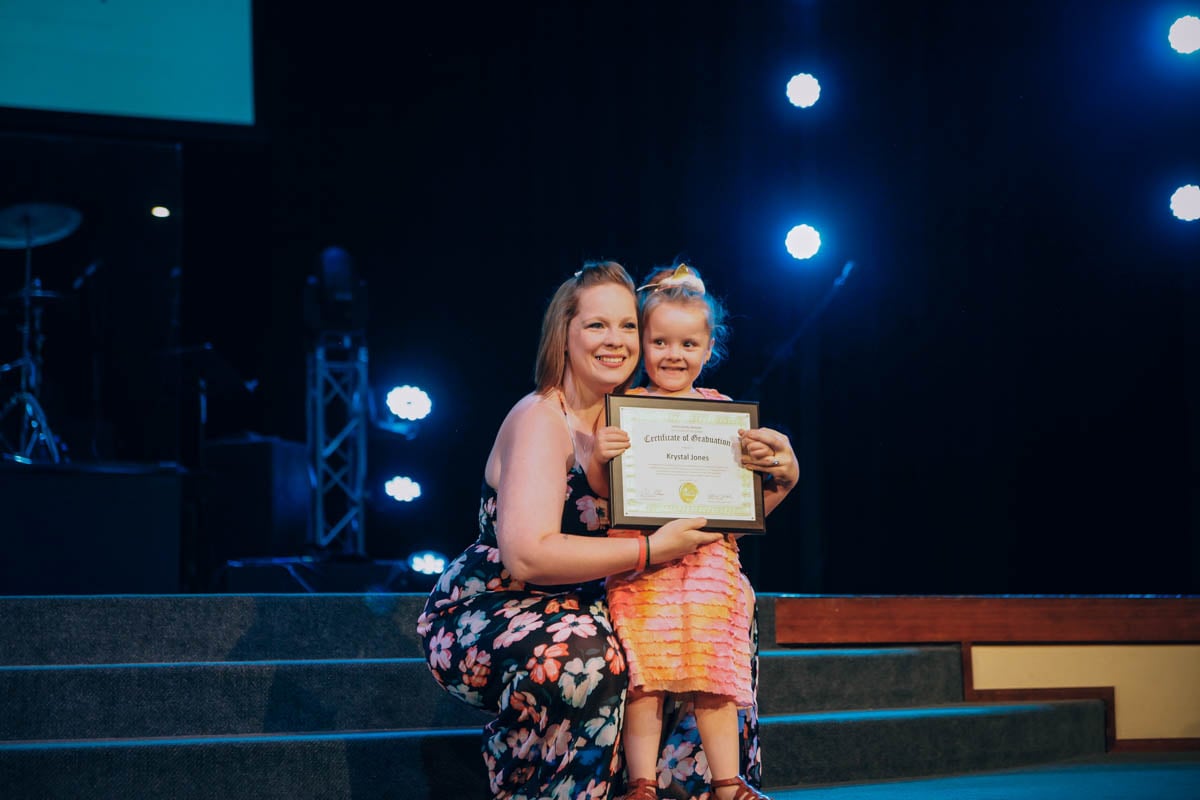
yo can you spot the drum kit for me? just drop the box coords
[0,202,81,463]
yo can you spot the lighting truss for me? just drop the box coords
[306,332,368,555]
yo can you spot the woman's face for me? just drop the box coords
[565,283,639,393]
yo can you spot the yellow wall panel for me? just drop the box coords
[972,645,1200,740]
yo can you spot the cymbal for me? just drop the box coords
[7,288,62,301]
[0,203,82,249]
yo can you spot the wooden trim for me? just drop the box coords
[775,596,1200,644]
[960,640,975,701]
[1111,738,1200,752]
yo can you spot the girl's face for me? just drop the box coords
[641,300,713,395]
[565,283,639,393]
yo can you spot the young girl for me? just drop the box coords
[588,264,793,800]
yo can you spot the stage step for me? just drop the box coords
[0,729,488,800]
[0,658,492,740]
[0,593,1108,798]
[0,649,960,741]
[0,700,1103,798]
[758,646,962,713]
[0,594,429,664]
[761,699,1105,787]
[0,593,792,664]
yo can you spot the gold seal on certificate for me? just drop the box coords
[605,394,765,533]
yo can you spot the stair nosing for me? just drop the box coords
[0,657,427,672]
[761,700,1097,725]
[0,727,482,750]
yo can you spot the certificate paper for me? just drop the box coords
[606,394,765,533]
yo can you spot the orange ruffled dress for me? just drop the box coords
[605,387,754,706]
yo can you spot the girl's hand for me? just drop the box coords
[594,425,631,464]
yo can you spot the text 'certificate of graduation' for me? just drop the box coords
[606,394,765,533]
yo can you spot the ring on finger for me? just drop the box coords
[771,458,780,467]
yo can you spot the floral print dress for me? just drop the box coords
[418,466,762,800]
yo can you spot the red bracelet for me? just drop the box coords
[635,536,647,571]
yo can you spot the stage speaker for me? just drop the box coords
[197,435,310,585]
[0,463,183,594]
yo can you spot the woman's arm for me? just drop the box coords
[496,400,719,585]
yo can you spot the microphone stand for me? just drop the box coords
[744,261,855,401]
[71,260,104,459]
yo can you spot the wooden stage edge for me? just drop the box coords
[774,595,1200,752]
[774,596,1200,644]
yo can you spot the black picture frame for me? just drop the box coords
[605,393,765,533]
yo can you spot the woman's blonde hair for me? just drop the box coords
[534,261,637,394]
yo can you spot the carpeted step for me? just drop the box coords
[0,659,490,741]
[0,593,790,665]
[0,594,431,664]
[760,699,1107,787]
[0,729,490,800]
[758,647,962,713]
[0,700,1104,799]
[2,649,957,741]
[0,594,1109,798]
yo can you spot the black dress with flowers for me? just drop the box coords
[417,466,761,800]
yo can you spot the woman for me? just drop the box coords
[417,261,796,799]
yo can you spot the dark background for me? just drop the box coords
[2,1,1197,594]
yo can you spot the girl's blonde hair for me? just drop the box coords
[637,262,729,371]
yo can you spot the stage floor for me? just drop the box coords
[773,753,1200,799]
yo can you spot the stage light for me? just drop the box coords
[1169,15,1200,54]
[786,73,821,108]
[1170,184,1200,221]
[386,385,432,421]
[409,550,447,576]
[151,206,171,218]
[785,224,822,260]
[385,475,422,502]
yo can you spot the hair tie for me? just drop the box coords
[636,264,706,294]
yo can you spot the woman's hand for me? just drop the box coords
[647,517,722,565]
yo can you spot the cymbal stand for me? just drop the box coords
[0,224,62,463]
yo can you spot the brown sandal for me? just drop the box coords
[615,777,657,800]
[710,775,772,800]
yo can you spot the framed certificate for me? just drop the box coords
[605,393,765,533]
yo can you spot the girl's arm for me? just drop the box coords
[583,425,630,497]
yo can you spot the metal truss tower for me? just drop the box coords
[306,332,368,556]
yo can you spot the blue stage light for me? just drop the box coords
[384,475,422,502]
[386,385,432,421]
[409,550,447,576]
[786,73,821,108]
[1169,15,1200,54]
[785,224,822,260]
[1170,184,1200,221]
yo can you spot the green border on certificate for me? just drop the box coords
[605,393,765,533]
